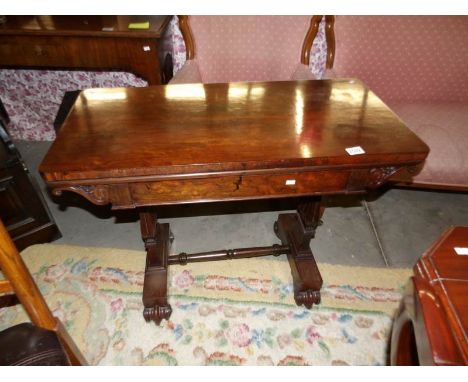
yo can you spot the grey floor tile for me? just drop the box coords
[314,196,386,267]
[15,139,144,249]
[166,211,279,254]
[161,199,386,268]
[366,188,468,268]
[54,206,143,250]
[14,140,52,175]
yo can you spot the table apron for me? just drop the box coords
[48,166,402,209]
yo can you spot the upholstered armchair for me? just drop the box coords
[170,16,323,84]
[324,16,468,190]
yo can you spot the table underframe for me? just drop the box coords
[140,196,324,325]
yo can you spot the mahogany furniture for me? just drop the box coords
[391,226,468,366]
[0,99,61,250]
[0,218,87,365]
[39,79,429,325]
[0,15,171,85]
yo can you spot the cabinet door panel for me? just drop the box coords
[0,174,30,228]
[0,122,61,250]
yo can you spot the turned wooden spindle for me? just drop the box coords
[169,244,290,265]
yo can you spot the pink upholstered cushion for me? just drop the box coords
[188,16,313,83]
[168,60,202,84]
[321,68,338,80]
[290,63,317,81]
[170,60,317,85]
[333,16,468,103]
[389,102,468,186]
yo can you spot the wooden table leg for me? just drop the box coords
[274,197,323,308]
[140,211,172,325]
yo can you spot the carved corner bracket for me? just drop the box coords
[367,166,401,189]
[52,184,110,205]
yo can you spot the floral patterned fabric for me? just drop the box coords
[0,16,327,141]
[0,244,411,366]
[0,70,147,141]
[160,16,187,75]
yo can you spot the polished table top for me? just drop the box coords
[40,79,429,183]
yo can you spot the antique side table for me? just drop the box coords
[39,79,429,324]
[391,226,468,365]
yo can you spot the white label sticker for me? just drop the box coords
[285,179,296,186]
[345,146,365,155]
[102,27,114,32]
[454,247,468,255]
[143,46,151,51]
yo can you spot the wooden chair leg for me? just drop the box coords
[54,319,88,366]
[0,219,87,365]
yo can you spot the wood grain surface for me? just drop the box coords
[0,15,170,38]
[40,79,429,182]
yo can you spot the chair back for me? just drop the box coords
[179,16,318,83]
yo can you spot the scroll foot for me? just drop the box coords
[294,289,321,309]
[143,304,173,325]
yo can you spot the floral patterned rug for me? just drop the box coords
[0,244,411,366]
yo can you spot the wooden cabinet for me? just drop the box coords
[0,118,60,251]
[0,15,172,85]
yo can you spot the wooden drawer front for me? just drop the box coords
[129,171,350,205]
[0,37,73,67]
[0,36,157,69]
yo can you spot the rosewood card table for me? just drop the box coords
[39,79,429,325]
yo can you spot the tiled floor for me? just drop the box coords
[15,140,468,269]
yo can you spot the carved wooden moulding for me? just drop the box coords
[367,166,400,189]
[48,165,406,209]
[52,184,110,205]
